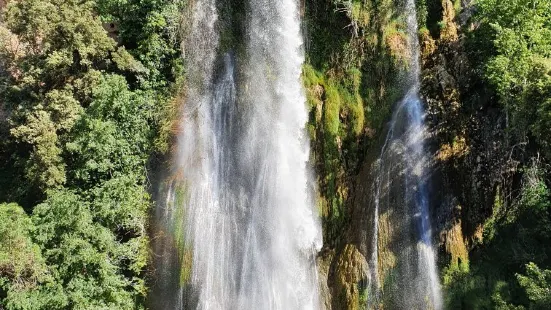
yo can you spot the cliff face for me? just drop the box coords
[303,0,408,308]
[309,0,521,308]
[420,0,518,271]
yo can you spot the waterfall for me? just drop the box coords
[368,0,442,309]
[156,0,322,308]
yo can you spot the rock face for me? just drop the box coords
[306,0,527,308]
[317,249,336,310]
[316,1,518,308]
[333,244,369,310]
[420,0,515,274]
[102,22,120,43]
[440,0,458,41]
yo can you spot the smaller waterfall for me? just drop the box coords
[368,0,442,309]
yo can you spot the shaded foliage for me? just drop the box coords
[443,165,551,309]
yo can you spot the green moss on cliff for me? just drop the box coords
[304,0,411,251]
[304,1,424,309]
[169,182,194,285]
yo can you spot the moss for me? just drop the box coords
[350,95,365,136]
[436,135,470,161]
[452,0,461,15]
[482,185,504,244]
[383,20,410,67]
[167,181,195,286]
[303,1,416,306]
[302,0,410,256]
[324,81,342,136]
[303,63,324,88]
[334,244,369,310]
[303,61,367,245]
[179,248,193,285]
[445,220,469,270]
[419,27,437,61]
[350,0,371,27]
[377,210,397,282]
[358,287,368,310]
[303,65,364,138]
[440,0,458,41]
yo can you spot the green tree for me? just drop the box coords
[31,189,144,309]
[0,203,49,309]
[517,263,551,309]
[95,0,185,90]
[0,0,141,194]
[476,0,551,155]
[1,0,179,308]
[65,74,154,189]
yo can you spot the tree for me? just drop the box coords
[517,263,551,310]
[476,0,551,155]
[30,189,144,309]
[0,203,50,310]
[0,0,141,194]
[0,0,181,308]
[95,0,186,90]
[65,74,154,189]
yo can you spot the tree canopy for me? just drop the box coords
[0,0,183,308]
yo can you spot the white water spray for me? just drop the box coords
[164,0,322,308]
[368,0,442,309]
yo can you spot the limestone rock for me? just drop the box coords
[334,244,369,310]
[440,0,458,41]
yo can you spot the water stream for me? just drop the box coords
[368,0,442,309]
[156,0,322,308]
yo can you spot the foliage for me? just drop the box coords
[25,189,145,309]
[0,203,49,309]
[516,263,551,309]
[65,74,154,188]
[0,181,150,310]
[444,165,551,309]
[0,0,181,308]
[304,0,408,247]
[95,0,185,90]
[1,0,123,194]
[476,0,551,156]
[442,3,551,307]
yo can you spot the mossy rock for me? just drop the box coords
[334,244,369,310]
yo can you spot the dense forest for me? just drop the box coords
[0,0,183,308]
[0,0,550,309]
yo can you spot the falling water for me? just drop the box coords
[368,0,442,309]
[157,0,322,308]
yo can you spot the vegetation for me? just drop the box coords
[0,0,183,308]
[432,0,551,308]
[304,0,409,247]
[443,168,551,309]
[477,0,551,156]
[1,0,551,309]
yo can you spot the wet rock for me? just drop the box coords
[318,249,335,310]
[334,244,369,310]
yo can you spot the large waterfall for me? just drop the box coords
[367,0,442,309]
[154,0,322,308]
